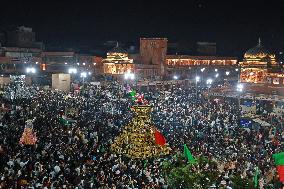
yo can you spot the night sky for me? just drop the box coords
[0,0,283,56]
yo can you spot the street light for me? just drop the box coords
[215,69,218,72]
[68,68,77,74]
[237,83,243,92]
[173,75,178,80]
[215,73,219,78]
[80,72,87,84]
[195,76,200,100]
[26,67,36,86]
[26,67,36,74]
[236,83,244,117]
[206,78,213,85]
[195,76,200,82]
[80,72,87,78]
[201,68,205,72]
[236,68,240,82]
[206,78,213,100]
[124,72,135,80]
[226,71,230,76]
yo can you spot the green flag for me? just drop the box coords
[99,145,105,153]
[183,144,196,163]
[60,116,70,126]
[253,167,259,188]
[129,90,136,97]
[143,159,148,168]
[273,152,284,166]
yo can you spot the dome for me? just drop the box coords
[244,38,275,59]
[108,42,127,54]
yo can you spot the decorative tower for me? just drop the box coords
[111,105,170,159]
[19,119,37,145]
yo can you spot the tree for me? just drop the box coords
[231,175,254,189]
[162,156,219,189]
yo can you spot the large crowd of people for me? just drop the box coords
[0,81,283,188]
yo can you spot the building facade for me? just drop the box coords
[102,43,134,76]
[139,38,168,77]
[239,39,283,86]
[165,55,238,80]
[100,38,238,80]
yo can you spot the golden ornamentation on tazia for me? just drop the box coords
[111,105,171,159]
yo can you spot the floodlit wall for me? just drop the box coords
[52,73,70,92]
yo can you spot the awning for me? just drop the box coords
[253,118,271,126]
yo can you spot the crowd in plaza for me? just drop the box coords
[0,81,284,188]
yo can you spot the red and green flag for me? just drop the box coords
[183,144,196,164]
[273,152,284,182]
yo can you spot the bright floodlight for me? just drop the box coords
[215,73,219,78]
[68,68,77,74]
[225,71,230,76]
[206,78,213,85]
[26,67,36,74]
[237,83,243,92]
[215,69,218,72]
[173,75,178,80]
[196,76,200,82]
[80,72,87,78]
[201,68,205,72]
[124,72,135,80]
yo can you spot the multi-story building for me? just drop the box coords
[0,26,43,76]
[0,47,42,74]
[5,26,44,49]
